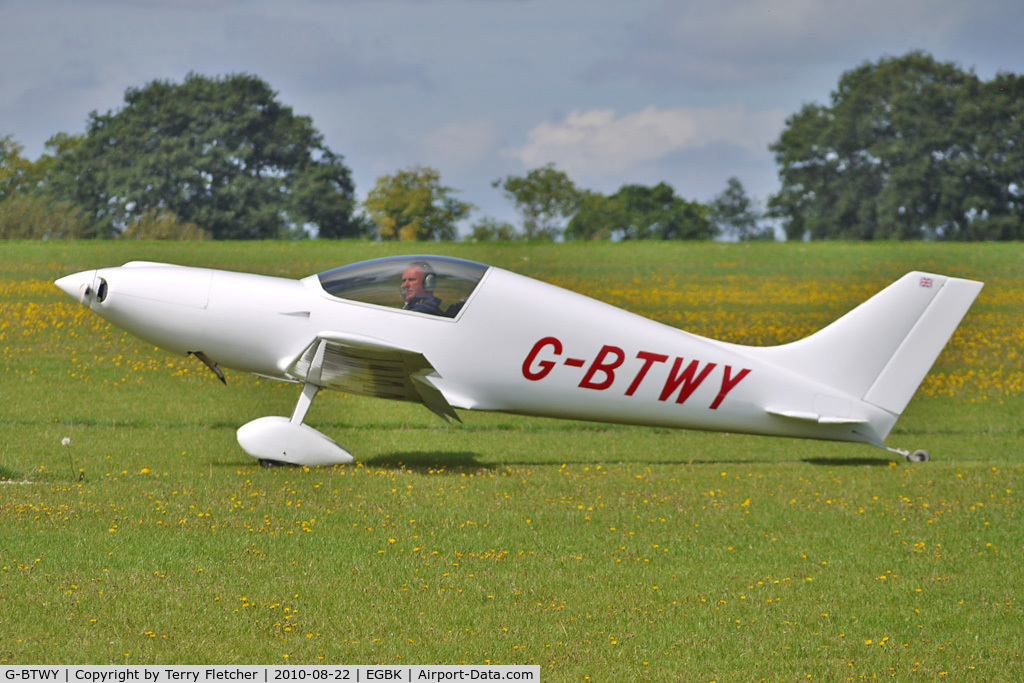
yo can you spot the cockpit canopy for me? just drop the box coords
[316,255,490,318]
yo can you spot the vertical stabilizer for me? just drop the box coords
[751,272,982,415]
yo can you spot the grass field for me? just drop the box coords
[1,240,1022,680]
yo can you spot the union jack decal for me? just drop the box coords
[920,277,934,288]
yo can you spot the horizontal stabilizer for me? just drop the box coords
[765,407,868,425]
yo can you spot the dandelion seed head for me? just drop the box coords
[62,437,72,446]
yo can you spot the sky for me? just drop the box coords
[2,0,1023,230]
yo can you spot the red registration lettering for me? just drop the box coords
[625,351,669,396]
[579,345,625,390]
[522,336,562,381]
[710,366,751,409]
[659,358,717,404]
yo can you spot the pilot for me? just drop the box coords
[400,262,445,316]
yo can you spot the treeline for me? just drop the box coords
[2,52,1022,242]
[0,73,763,243]
[358,163,770,243]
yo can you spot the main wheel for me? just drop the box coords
[258,458,287,468]
[907,449,931,463]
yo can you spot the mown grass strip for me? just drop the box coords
[1,241,1021,680]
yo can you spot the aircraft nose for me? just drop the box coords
[54,270,99,306]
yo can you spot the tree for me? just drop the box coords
[948,72,1024,240]
[0,136,33,201]
[364,166,472,241]
[0,135,63,202]
[493,164,583,240]
[769,51,1024,241]
[566,182,714,241]
[565,191,630,241]
[47,73,361,239]
[0,134,97,240]
[119,209,209,241]
[615,182,714,240]
[467,217,519,242]
[0,194,92,240]
[709,177,773,241]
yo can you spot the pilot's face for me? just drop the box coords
[401,267,427,301]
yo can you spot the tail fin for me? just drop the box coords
[754,272,983,415]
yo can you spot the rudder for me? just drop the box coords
[863,275,983,413]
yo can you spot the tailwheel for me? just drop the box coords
[883,445,932,463]
[906,449,931,463]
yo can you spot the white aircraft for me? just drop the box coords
[55,256,982,467]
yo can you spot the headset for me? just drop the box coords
[409,261,437,291]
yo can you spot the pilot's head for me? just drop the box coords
[401,262,435,301]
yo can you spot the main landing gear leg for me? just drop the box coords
[291,381,319,426]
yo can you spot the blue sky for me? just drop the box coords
[2,0,1022,228]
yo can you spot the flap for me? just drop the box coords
[288,333,459,422]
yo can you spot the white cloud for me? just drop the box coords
[510,105,787,181]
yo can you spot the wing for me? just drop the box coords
[287,331,459,422]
